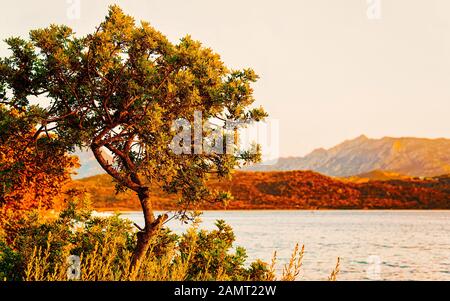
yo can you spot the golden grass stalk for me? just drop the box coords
[328,257,340,281]
[281,243,305,281]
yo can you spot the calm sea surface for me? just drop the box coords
[120,211,450,280]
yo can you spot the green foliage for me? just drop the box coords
[0,195,134,280]
[0,5,267,213]
[0,241,22,281]
[0,196,272,281]
[178,219,269,280]
[0,4,269,275]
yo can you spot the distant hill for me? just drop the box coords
[70,171,450,210]
[245,135,450,177]
[343,170,413,183]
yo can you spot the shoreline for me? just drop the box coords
[94,208,450,213]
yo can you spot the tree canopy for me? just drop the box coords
[0,105,78,227]
[0,5,266,270]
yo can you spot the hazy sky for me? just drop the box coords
[1,0,450,157]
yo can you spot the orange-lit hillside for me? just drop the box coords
[70,171,450,211]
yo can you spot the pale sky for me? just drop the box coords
[1,0,450,157]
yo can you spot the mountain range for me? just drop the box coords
[74,135,450,179]
[245,135,450,177]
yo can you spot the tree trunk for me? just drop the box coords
[130,187,168,275]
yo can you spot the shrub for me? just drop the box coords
[0,198,273,281]
[0,194,339,281]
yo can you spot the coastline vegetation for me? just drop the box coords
[0,4,268,273]
[0,195,339,281]
[0,5,342,281]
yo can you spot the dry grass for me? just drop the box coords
[328,257,340,281]
[281,243,305,281]
[262,244,339,281]
[23,238,340,281]
[24,233,191,281]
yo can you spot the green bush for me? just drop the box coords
[0,198,273,281]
